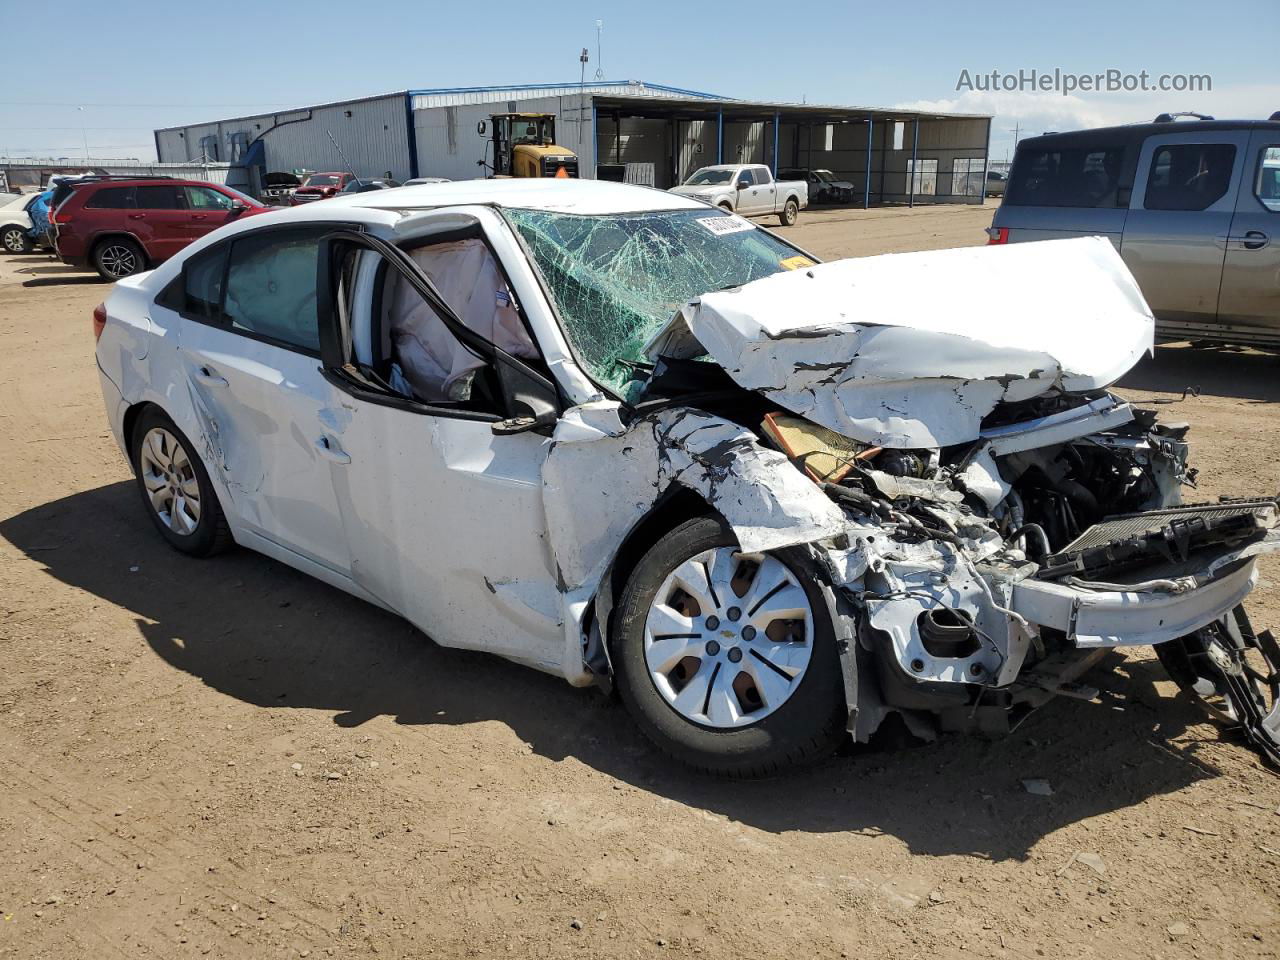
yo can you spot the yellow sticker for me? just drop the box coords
[780,256,815,271]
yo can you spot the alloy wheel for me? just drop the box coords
[3,228,25,253]
[99,244,138,278]
[138,427,202,536]
[643,547,814,729]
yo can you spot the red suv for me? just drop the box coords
[53,178,270,280]
[289,172,356,204]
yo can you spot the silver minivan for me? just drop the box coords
[989,116,1280,346]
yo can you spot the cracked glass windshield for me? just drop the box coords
[503,207,809,392]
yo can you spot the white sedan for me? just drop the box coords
[94,179,1280,774]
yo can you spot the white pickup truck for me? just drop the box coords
[669,164,808,226]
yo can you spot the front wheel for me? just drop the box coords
[613,516,846,777]
[778,198,799,227]
[2,224,33,254]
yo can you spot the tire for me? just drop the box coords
[612,516,846,777]
[718,202,733,213]
[778,198,799,227]
[93,237,146,281]
[2,224,33,254]
[129,407,233,557]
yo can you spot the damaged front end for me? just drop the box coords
[549,237,1280,766]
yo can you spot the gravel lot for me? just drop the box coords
[1,201,1277,960]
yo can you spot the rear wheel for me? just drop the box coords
[93,237,145,280]
[2,224,33,254]
[613,516,846,777]
[129,408,232,557]
[779,197,799,227]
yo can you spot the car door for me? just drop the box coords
[1216,133,1280,332]
[1120,130,1249,325]
[312,228,566,672]
[734,168,760,214]
[183,185,240,242]
[131,184,190,261]
[165,223,354,576]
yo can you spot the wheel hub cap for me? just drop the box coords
[643,547,814,729]
[138,427,201,536]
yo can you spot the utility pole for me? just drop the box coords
[579,47,589,145]
[78,106,89,162]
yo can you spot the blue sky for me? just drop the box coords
[3,0,1276,163]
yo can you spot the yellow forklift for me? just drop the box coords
[478,113,579,179]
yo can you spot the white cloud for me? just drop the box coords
[898,82,1280,162]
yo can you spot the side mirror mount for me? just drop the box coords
[491,357,560,436]
[737,179,750,190]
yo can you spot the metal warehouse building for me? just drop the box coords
[154,81,991,206]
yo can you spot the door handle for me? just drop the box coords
[127,214,146,220]
[314,435,351,464]
[1240,230,1270,250]
[191,214,208,221]
[193,366,228,388]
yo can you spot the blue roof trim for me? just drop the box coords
[407,80,731,100]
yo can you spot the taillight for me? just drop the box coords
[986,226,1009,245]
[93,302,107,341]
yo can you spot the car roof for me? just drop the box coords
[1018,118,1280,151]
[325,177,707,216]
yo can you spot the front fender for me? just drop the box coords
[541,401,849,683]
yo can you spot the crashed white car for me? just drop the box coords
[94,179,1280,775]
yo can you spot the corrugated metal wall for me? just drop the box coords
[413,95,595,181]
[155,95,412,180]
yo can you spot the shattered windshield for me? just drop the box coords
[503,207,809,392]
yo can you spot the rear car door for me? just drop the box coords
[1120,130,1249,326]
[131,184,190,261]
[312,227,566,672]
[1216,133,1280,333]
[164,224,353,576]
[183,185,239,241]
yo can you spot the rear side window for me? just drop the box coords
[133,185,184,210]
[1006,147,1126,207]
[1144,143,1236,211]
[183,245,228,320]
[85,186,133,209]
[223,228,324,352]
[1254,146,1280,213]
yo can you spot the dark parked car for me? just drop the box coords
[53,178,270,280]
[779,168,855,204]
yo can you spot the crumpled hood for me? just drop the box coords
[644,236,1155,448]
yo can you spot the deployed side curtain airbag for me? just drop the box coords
[387,239,538,401]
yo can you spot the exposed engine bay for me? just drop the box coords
[546,238,1280,765]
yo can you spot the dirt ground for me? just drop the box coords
[1,201,1278,960]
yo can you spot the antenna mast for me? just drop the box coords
[594,20,605,81]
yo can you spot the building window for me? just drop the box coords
[906,158,937,195]
[893,121,905,151]
[951,158,984,197]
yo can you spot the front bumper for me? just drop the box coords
[1011,558,1259,648]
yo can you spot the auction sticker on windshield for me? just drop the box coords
[696,215,755,236]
